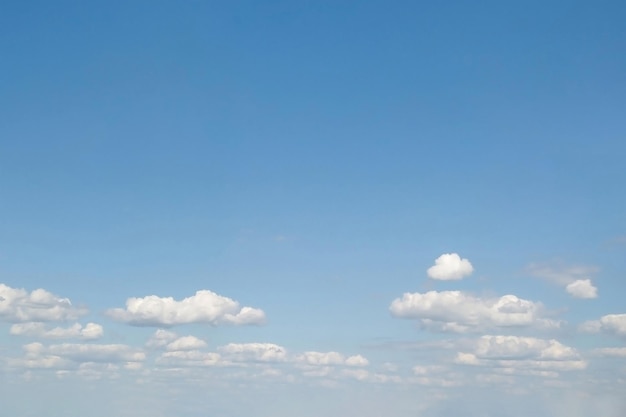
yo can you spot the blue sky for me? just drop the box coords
[1,1,625,416]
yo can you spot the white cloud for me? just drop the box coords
[296,351,369,367]
[565,279,598,299]
[0,283,87,323]
[593,347,626,357]
[157,350,223,367]
[427,253,474,280]
[7,342,145,371]
[166,336,208,351]
[146,329,178,348]
[454,335,587,373]
[9,322,103,340]
[46,343,146,363]
[106,290,266,327]
[528,262,599,299]
[219,343,288,362]
[389,290,560,332]
[580,314,626,337]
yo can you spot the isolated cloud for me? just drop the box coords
[166,336,208,351]
[565,279,598,299]
[145,329,178,348]
[296,351,369,367]
[106,290,266,327]
[454,335,586,373]
[528,262,599,299]
[219,343,288,362]
[427,253,474,280]
[9,322,103,340]
[580,314,626,337]
[0,283,87,323]
[389,290,560,332]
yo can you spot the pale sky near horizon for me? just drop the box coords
[1,1,625,416]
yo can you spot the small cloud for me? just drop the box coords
[527,262,599,299]
[427,253,474,281]
[106,290,266,327]
[10,322,103,340]
[565,279,598,299]
[580,314,626,337]
[0,283,88,323]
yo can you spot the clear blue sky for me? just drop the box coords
[1,1,625,416]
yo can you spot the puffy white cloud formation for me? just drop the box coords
[389,290,560,332]
[106,290,266,327]
[296,351,369,367]
[219,343,288,362]
[158,350,223,367]
[8,342,145,370]
[427,253,474,280]
[580,314,626,337]
[528,263,599,299]
[146,329,178,348]
[166,336,208,351]
[0,283,87,322]
[454,335,586,372]
[9,322,103,340]
[565,279,598,299]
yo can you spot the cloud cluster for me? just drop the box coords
[296,351,369,367]
[9,322,103,340]
[0,283,87,322]
[427,253,474,281]
[7,342,145,370]
[528,263,599,299]
[219,343,288,362]
[389,290,560,332]
[580,314,626,337]
[455,335,587,373]
[106,290,266,327]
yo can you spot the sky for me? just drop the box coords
[1,1,625,416]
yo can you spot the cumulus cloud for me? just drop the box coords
[0,283,87,323]
[580,314,626,337]
[7,342,145,371]
[146,329,178,348]
[528,262,599,299]
[9,322,103,340]
[166,336,208,351]
[454,335,586,373]
[389,290,560,332]
[296,351,369,367]
[427,253,474,280]
[158,350,223,367]
[219,343,288,362]
[565,279,598,299]
[106,290,266,327]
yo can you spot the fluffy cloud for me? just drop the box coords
[565,279,598,299]
[219,343,288,362]
[106,290,266,327]
[580,314,626,337]
[454,335,586,373]
[0,283,87,323]
[427,253,474,280]
[158,350,222,367]
[528,262,599,299]
[389,290,560,332]
[166,336,208,351]
[146,329,178,348]
[9,322,103,340]
[296,351,369,367]
[7,342,145,371]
